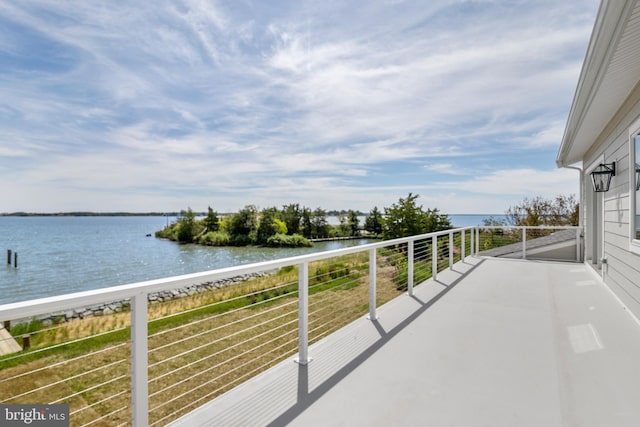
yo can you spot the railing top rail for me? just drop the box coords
[478,225,580,230]
[0,226,475,320]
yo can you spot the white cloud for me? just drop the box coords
[0,0,598,213]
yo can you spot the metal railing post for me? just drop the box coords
[432,235,438,281]
[295,261,311,364]
[461,229,466,261]
[368,248,378,319]
[408,240,414,296]
[449,231,453,269]
[576,228,581,262]
[522,227,527,259]
[131,293,148,427]
[475,227,480,255]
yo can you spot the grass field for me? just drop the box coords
[0,251,409,426]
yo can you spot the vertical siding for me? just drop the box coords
[584,96,640,320]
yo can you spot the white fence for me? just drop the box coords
[0,226,579,426]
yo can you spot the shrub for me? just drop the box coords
[266,233,312,248]
[198,231,231,246]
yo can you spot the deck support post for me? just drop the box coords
[295,262,311,364]
[131,293,148,427]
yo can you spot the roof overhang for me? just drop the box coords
[557,0,640,167]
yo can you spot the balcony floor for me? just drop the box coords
[169,257,640,427]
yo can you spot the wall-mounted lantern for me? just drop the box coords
[635,163,640,191]
[590,162,616,192]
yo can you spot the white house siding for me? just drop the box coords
[583,88,640,318]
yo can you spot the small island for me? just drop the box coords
[155,204,373,248]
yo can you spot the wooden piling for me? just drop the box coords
[7,249,11,265]
[14,252,17,268]
[22,334,30,350]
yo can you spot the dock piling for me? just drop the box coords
[22,334,30,350]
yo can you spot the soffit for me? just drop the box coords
[558,0,640,166]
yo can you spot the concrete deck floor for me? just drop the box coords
[169,256,640,427]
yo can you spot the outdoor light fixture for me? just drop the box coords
[590,162,616,192]
[636,163,640,191]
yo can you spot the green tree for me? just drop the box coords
[281,204,302,235]
[506,195,578,226]
[177,207,196,243]
[204,206,219,232]
[311,208,329,238]
[257,207,283,244]
[336,214,350,237]
[229,205,258,244]
[364,206,383,235]
[301,207,313,238]
[383,193,451,239]
[347,210,360,236]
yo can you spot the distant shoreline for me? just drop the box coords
[0,212,503,217]
[0,212,183,217]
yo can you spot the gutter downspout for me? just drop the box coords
[559,163,584,262]
[562,165,584,228]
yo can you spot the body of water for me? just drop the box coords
[0,214,505,305]
[0,216,372,305]
[449,214,508,227]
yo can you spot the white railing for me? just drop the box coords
[476,226,582,262]
[0,225,580,426]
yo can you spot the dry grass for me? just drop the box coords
[0,252,405,426]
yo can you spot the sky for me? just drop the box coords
[0,0,600,214]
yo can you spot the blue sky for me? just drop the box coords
[0,0,599,214]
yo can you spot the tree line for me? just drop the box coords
[156,193,578,248]
[484,194,579,227]
[156,193,453,247]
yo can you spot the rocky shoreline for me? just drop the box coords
[35,270,276,326]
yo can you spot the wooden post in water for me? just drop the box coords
[14,252,17,268]
[7,249,11,265]
[22,334,30,350]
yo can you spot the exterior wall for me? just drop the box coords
[583,90,640,319]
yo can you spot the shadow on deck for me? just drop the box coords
[170,256,640,427]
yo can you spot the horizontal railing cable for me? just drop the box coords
[149,338,298,427]
[49,373,129,405]
[0,341,128,385]
[2,357,127,403]
[148,316,298,386]
[149,328,297,403]
[149,331,298,412]
[79,405,128,427]
[0,326,129,365]
[71,389,129,417]
[148,305,297,368]
[148,286,299,341]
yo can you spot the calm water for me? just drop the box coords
[0,214,503,305]
[0,216,373,305]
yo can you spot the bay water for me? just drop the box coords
[0,214,503,305]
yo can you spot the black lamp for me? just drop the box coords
[590,162,616,192]
[635,163,640,191]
